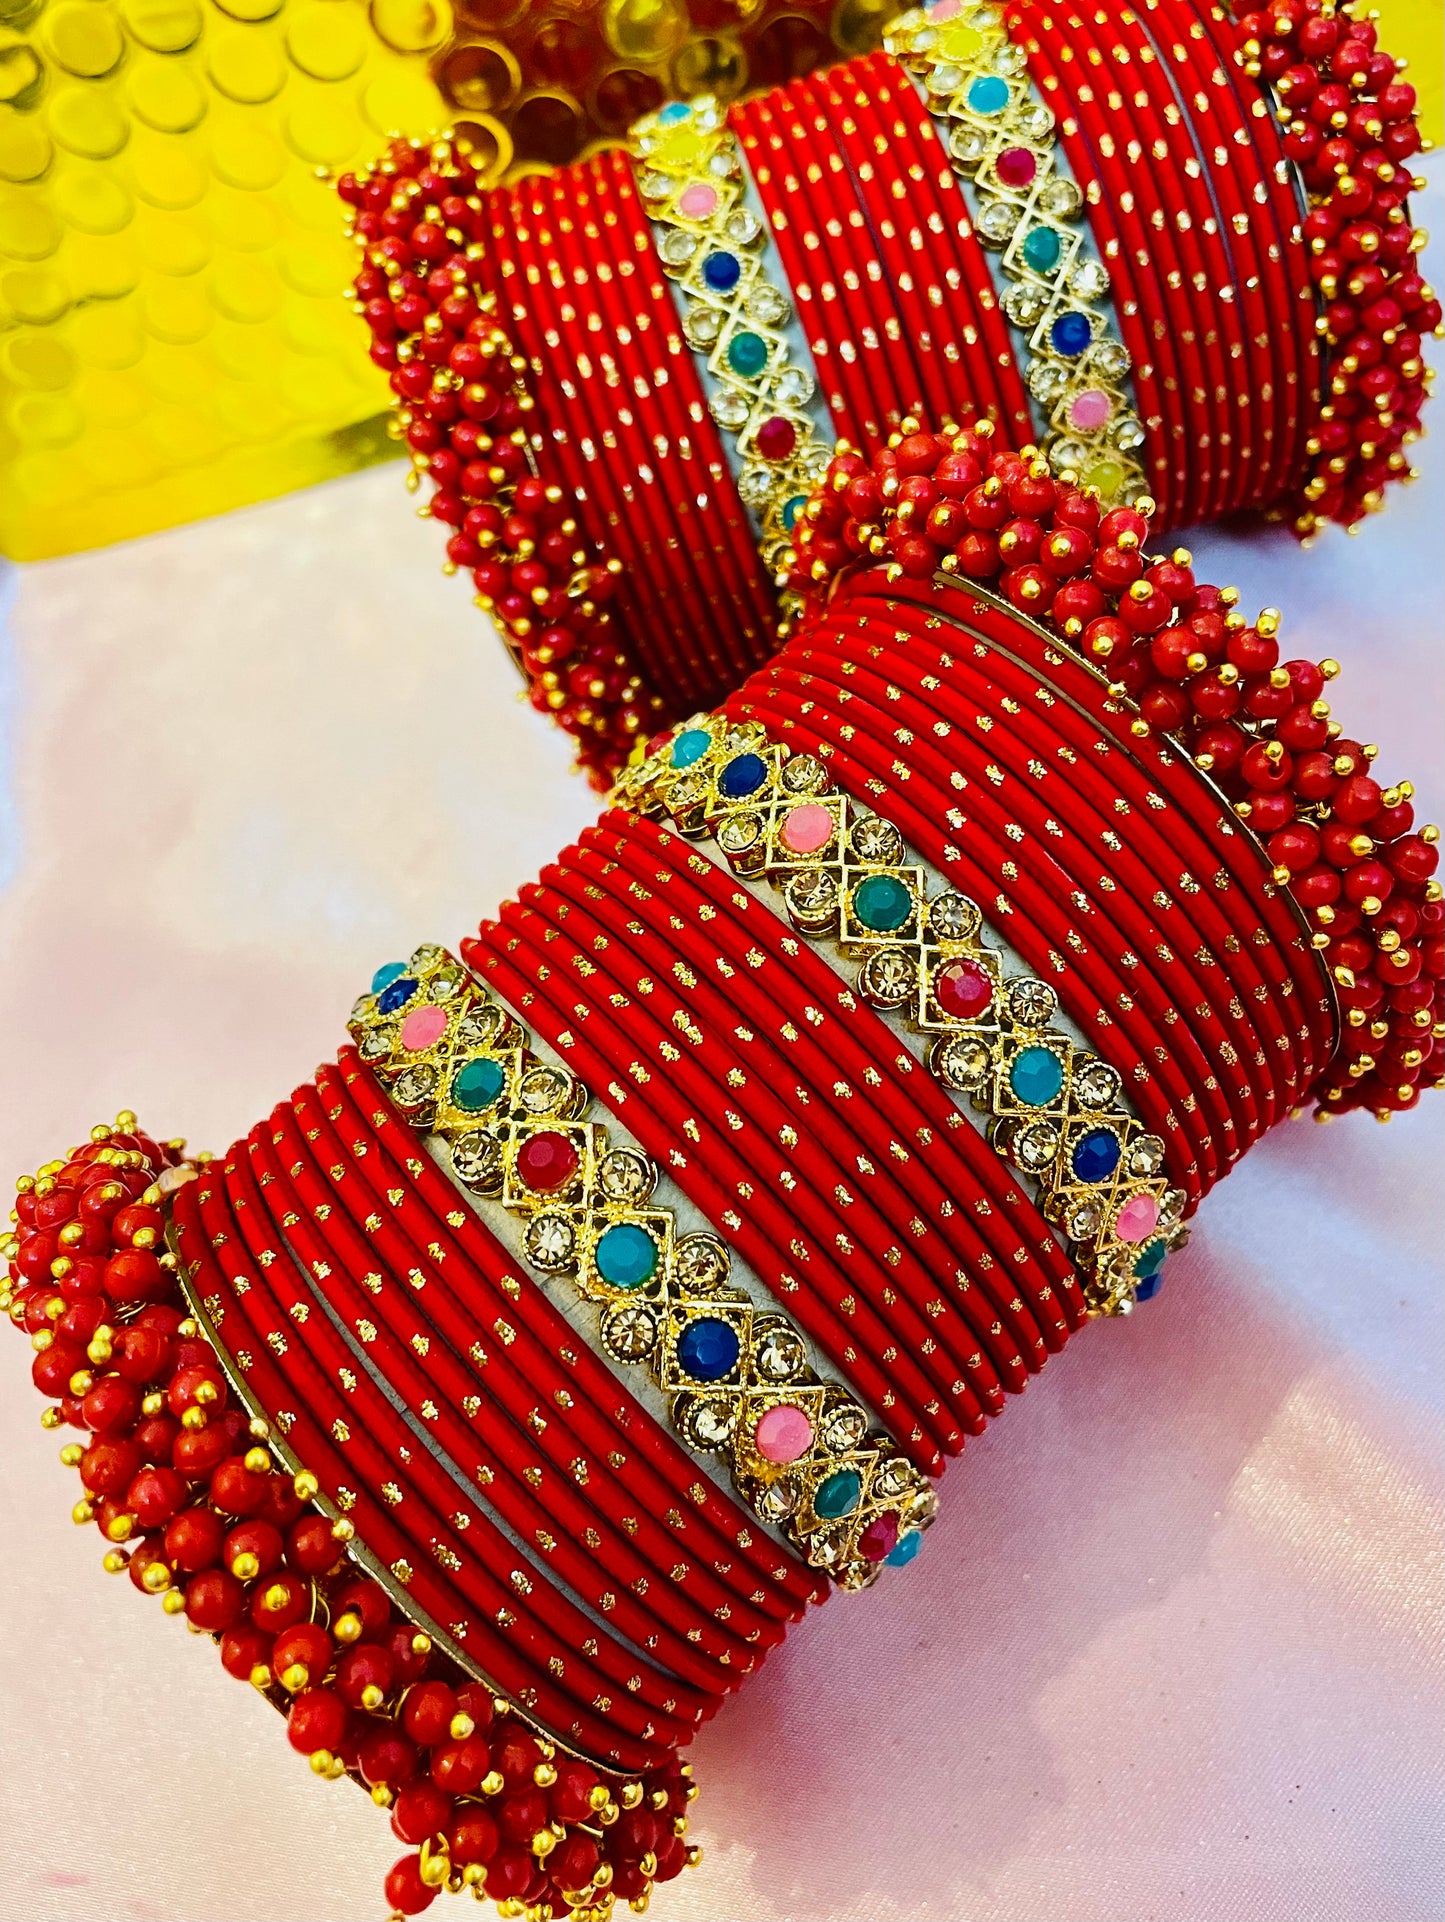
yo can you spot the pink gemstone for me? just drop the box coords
[932,0,961,15]
[1115,1193,1161,1244]
[996,146,1037,189]
[1069,388,1113,431]
[755,415,797,461]
[399,1004,447,1052]
[678,182,718,220]
[935,957,993,1021]
[859,1511,900,1562]
[754,1403,813,1465]
[779,802,834,855]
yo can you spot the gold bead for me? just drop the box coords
[243,1446,270,1474]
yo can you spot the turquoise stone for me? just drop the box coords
[595,1222,657,1290]
[371,961,406,994]
[727,330,769,378]
[968,74,1009,115]
[886,1529,923,1568]
[1009,1045,1064,1106]
[670,727,711,768]
[815,1468,861,1519]
[1022,226,1062,272]
[852,873,913,932]
[658,101,692,125]
[782,493,807,529]
[451,1057,505,1113]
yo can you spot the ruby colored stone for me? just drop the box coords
[860,1511,900,1562]
[754,1403,813,1464]
[678,182,718,220]
[996,146,1037,188]
[515,1131,580,1194]
[1115,1192,1161,1243]
[935,957,994,1020]
[755,415,797,461]
[779,803,834,855]
[400,1005,447,1052]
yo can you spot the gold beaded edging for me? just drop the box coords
[614,718,1188,1316]
[631,98,833,589]
[348,947,937,1590]
[887,1,1148,504]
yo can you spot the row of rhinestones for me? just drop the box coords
[886,0,1149,505]
[614,718,1187,1314]
[348,945,938,1589]
[630,97,833,588]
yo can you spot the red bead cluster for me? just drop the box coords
[789,424,1443,1119]
[339,150,663,791]
[2,1123,697,1921]
[1229,0,1438,535]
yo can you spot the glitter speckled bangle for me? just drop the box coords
[631,97,834,586]
[886,0,1149,503]
[615,717,1189,1316]
[348,945,938,1589]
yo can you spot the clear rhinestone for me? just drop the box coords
[706,145,736,179]
[757,1479,799,1522]
[1051,437,1087,473]
[684,305,722,349]
[928,891,980,941]
[350,994,376,1026]
[1003,284,1046,329]
[717,812,762,854]
[949,123,988,167]
[429,964,465,1000]
[710,389,751,432]
[746,283,789,327]
[724,207,762,247]
[1159,1188,1186,1230]
[1094,339,1130,381]
[1009,978,1057,1025]
[784,868,838,915]
[926,60,964,94]
[598,1148,654,1204]
[1067,1199,1103,1240]
[860,947,916,1007]
[735,464,774,509]
[1073,1061,1120,1109]
[755,1322,806,1381]
[525,1215,575,1269]
[601,1301,657,1362]
[674,1234,730,1292]
[877,1456,912,1498]
[938,1035,990,1089]
[359,1029,390,1061]
[391,1065,437,1108]
[1017,1121,1060,1169]
[636,169,670,203]
[456,1004,507,1050]
[996,42,1026,74]
[668,773,706,811]
[1020,104,1053,142]
[688,1398,736,1448]
[821,1404,866,1452]
[1115,417,1145,450]
[1070,258,1109,301]
[978,200,1020,244]
[849,815,904,863]
[659,228,697,267]
[1128,1134,1165,1176]
[905,1485,940,1526]
[1028,358,1067,401]
[774,364,815,407]
[1039,177,1083,220]
[518,1066,573,1116]
[781,753,827,794]
[452,1131,502,1190]
[409,943,445,972]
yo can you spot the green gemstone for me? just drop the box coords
[815,1468,861,1519]
[451,1057,505,1113]
[726,330,769,378]
[1022,225,1062,272]
[852,873,913,932]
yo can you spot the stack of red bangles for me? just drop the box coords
[6,423,1438,1920]
[338,0,1436,781]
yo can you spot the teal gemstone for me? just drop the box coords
[967,74,1010,115]
[451,1057,505,1113]
[852,873,913,932]
[782,493,807,529]
[886,1529,923,1568]
[815,1468,861,1519]
[595,1222,657,1290]
[371,961,406,994]
[1009,1045,1064,1106]
[1133,1237,1168,1280]
[727,330,769,378]
[670,727,711,768]
[1022,226,1062,272]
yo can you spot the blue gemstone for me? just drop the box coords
[677,1315,740,1382]
[815,1468,861,1519]
[377,976,418,1016]
[782,493,807,529]
[967,74,1010,115]
[670,727,711,768]
[1134,1272,1164,1302]
[658,101,692,125]
[1009,1045,1064,1106]
[886,1529,923,1568]
[1051,311,1093,357]
[371,961,407,995]
[717,751,767,799]
[595,1222,657,1290]
[703,250,741,292]
[1072,1127,1121,1183]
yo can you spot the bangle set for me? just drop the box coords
[342,0,1434,775]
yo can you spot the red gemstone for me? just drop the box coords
[755,415,797,461]
[996,145,1037,188]
[935,958,994,1020]
[515,1130,579,1193]
[859,1511,900,1562]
